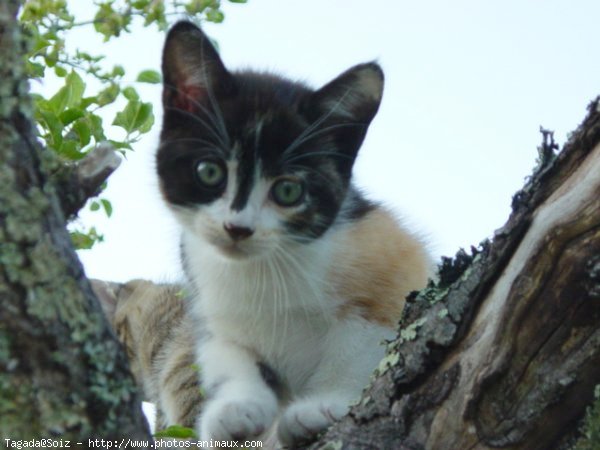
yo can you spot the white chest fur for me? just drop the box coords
[183,229,346,388]
[182,226,394,392]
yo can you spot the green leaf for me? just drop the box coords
[154,425,197,439]
[48,70,86,114]
[131,0,151,9]
[96,83,120,106]
[44,48,59,67]
[73,118,92,147]
[206,9,225,23]
[94,3,131,41]
[112,99,154,135]
[75,50,104,63]
[143,1,166,29]
[229,0,247,3]
[32,35,52,54]
[54,65,68,77]
[112,65,125,77]
[89,114,106,142]
[108,139,133,151]
[70,227,103,250]
[185,0,208,14]
[122,86,139,101]
[79,97,95,109]
[90,201,100,212]
[136,69,161,84]
[60,108,85,126]
[38,109,64,150]
[26,61,46,78]
[58,139,83,160]
[100,199,113,217]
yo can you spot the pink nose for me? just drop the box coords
[223,223,254,241]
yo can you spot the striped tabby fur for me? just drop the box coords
[91,279,201,430]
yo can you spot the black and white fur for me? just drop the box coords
[156,21,428,446]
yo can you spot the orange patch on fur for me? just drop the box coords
[331,208,430,328]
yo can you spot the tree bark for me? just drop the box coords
[0,1,151,443]
[2,0,599,447]
[307,102,600,449]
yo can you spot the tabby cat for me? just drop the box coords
[156,21,431,446]
[91,279,201,431]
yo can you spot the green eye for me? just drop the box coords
[271,178,305,207]
[195,160,226,187]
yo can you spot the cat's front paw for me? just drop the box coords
[277,397,349,447]
[199,397,277,442]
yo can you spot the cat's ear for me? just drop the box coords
[161,21,233,112]
[90,279,120,323]
[309,62,384,125]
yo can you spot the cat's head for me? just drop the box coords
[157,21,383,260]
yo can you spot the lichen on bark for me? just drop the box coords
[0,0,151,441]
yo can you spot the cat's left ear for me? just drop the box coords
[309,62,384,126]
[161,21,233,112]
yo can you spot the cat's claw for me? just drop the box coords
[199,398,277,441]
[277,397,348,446]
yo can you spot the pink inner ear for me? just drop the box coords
[174,84,205,112]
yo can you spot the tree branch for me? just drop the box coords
[52,142,122,218]
[0,2,151,441]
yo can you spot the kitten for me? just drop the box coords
[91,279,202,431]
[157,21,431,446]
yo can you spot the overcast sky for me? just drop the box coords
[62,0,600,283]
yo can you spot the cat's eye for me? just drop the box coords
[271,178,305,207]
[195,160,226,188]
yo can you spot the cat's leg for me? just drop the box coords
[198,337,279,441]
[157,339,203,429]
[277,319,392,446]
[277,391,351,446]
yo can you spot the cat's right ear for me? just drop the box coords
[90,279,120,323]
[162,21,233,112]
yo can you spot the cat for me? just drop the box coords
[90,279,202,431]
[156,20,431,446]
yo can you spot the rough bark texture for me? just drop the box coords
[0,1,151,443]
[53,142,122,219]
[306,102,600,449]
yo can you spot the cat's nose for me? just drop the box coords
[223,223,254,241]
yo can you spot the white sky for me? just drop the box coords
[62,0,600,283]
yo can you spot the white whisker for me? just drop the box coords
[282,88,355,157]
[272,241,328,323]
[198,41,230,149]
[163,87,229,150]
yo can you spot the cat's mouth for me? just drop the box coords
[209,236,258,260]
[218,242,252,259]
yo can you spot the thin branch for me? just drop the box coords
[53,141,122,218]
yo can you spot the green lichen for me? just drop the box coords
[571,385,600,450]
[375,350,400,376]
[1,76,141,446]
[0,327,39,435]
[0,375,39,435]
[399,317,427,343]
[358,394,373,409]
[0,3,149,439]
[316,440,344,450]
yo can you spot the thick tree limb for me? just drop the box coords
[307,100,600,450]
[0,2,151,442]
